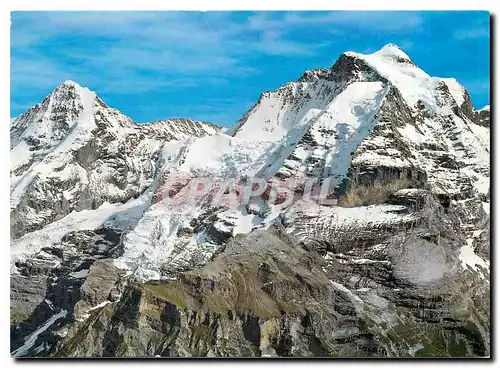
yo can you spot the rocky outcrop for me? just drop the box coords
[10,225,127,356]
[73,259,126,321]
[474,106,490,127]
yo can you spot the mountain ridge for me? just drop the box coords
[10,43,490,358]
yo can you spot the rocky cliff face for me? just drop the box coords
[10,44,490,358]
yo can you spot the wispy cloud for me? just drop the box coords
[11,11,319,98]
[453,27,490,40]
[452,14,490,40]
[10,11,491,123]
[256,31,318,56]
[249,11,423,33]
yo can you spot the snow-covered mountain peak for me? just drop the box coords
[344,43,415,66]
[344,45,468,112]
[341,45,474,117]
[58,79,84,89]
[10,78,224,239]
[231,43,450,143]
[50,80,96,106]
[10,80,98,150]
[374,43,413,62]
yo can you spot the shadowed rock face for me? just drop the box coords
[10,44,490,358]
[475,108,490,128]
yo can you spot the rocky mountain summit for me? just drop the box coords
[10,44,490,358]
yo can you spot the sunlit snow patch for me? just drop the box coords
[459,240,489,277]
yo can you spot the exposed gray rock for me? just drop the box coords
[474,107,490,127]
[55,218,489,357]
[73,259,126,321]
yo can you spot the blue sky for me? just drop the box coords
[11,11,490,126]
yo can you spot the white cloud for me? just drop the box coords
[256,31,318,56]
[249,11,423,32]
[11,11,332,107]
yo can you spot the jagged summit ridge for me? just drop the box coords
[52,79,92,99]
[231,43,484,144]
[11,80,97,148]
[369,43,414,63]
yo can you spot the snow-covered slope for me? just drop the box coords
[274,81,389,183]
